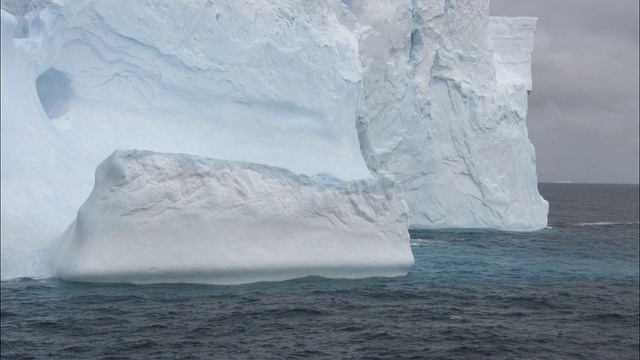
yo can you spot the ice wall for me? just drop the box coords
[352,0,548,230]
[50,150,413,284]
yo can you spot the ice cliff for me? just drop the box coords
[351,1,547,230]
[1,0,547,280]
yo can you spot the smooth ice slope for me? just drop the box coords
[51,150,413,284]
[351,0,548,230]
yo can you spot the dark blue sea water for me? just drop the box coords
[2,183,639,359]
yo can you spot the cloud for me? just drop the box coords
[491,0,639,183]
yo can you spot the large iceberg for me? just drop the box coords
[1,0,547,281]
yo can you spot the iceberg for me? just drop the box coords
[50,150,413,284]
[1,0,548,281]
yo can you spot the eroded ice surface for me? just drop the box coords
[50,150,413,284]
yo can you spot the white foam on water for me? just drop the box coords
[575,222,639,227]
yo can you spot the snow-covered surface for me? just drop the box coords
[50,150,413,284]
[1,0,547,280]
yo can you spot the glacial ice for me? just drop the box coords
[50,150,413,284]
[1,0,547,281]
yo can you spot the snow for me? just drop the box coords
[1,0,547,281]
[50,150,413,284]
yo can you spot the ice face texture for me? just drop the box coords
[50,150,413,284]
[1,0,547,280]
[352,1,548,230]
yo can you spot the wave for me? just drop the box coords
[0,276,48,283]
[575,221,639,227]
[410,238,445,247]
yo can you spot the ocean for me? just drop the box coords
[2,183,639,359]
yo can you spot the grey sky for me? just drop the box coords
[490,0,639,184]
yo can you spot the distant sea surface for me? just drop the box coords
[2,183,639,359]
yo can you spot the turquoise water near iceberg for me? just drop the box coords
[2,183,639,359]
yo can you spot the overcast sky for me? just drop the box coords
[490,0,639,184]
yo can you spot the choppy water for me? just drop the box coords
[2,183,639,359]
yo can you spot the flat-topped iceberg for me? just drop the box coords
[50,150,413,284]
